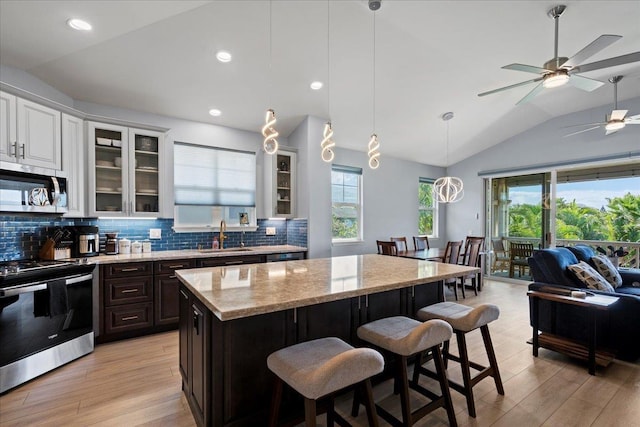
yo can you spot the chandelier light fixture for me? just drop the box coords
[367,5,381,169]
[262,0,279,155]
[320,0,335,163]
[321,122,335,162]
[434,112,464,203]
[262,109,279,155]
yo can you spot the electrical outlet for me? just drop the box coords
[266,227,276,236]
[149,228,162,239]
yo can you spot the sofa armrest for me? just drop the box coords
[619,268,640,287]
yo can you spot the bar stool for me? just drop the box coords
[416,302,504,418]
[354,316,457,427]
[267,337,384,427]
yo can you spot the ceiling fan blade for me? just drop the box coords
[610,110,628,121]
[573,51,640,74]
[502,63,551,74]
[516,81,544,105]
[564,126,602,137]
[477,77,542,97]
[568,75,604,92]
[562,35,622,69]
[605,128,621,136]
[626,114,640,122]
[562,122,606,129]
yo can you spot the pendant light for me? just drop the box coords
[434,112,464,203]
[367,5,380,169]
[321,0,335,162]
[262,0,279,155]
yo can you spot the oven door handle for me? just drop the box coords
[1,283,48,297]
[66,273,93,286]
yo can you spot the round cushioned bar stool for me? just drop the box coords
[416,302,504,418]
[267,337,384,427]
[353,316,457,427]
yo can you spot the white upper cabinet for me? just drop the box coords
[62,113,85,217]
[0,91,61,170]
[264,148,296,218]
[87,121,164,217]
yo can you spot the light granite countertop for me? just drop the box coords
[176,254,480,321]
[77,245,307,265]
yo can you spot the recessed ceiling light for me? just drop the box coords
[216,51,232,63]
[310,81,324,90]
[67,18,92,31]
[209,109,222,117]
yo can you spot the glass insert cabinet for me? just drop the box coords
[87,121,164,217]
[264,148,296,218]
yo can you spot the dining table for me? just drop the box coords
[397,248,446,261]
[397,247,485,291]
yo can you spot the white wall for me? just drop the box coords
[446,96,640,243]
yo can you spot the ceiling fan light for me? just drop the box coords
[605,120,626,131]
[434,176,464,203]
[543,72,570,89]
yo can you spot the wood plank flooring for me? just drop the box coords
[1,279,639,426]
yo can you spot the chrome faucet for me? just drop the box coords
[219,220,227,249]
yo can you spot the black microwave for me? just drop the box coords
[0,168,68,214]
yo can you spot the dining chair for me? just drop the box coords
[491,238,509,272]
[459,237,484,297]
[509,242,534,278]
[443,241,464,300]
[377,240,398,256]
[390,237,408,253]
[413,235,430,251]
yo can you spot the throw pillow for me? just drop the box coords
[568,261,615,292]
[591,255,623,288]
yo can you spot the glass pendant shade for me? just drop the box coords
[605,120,625,131]
[368,133,380,169]
[321,122,335,162]
[434,176,464,203]
[542,71,569,89]
[262,109,279,155]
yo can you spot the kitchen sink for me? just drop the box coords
[197,248,253,253]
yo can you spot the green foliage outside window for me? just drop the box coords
[419,182,434,235]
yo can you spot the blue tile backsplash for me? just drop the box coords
[0,216,307,261]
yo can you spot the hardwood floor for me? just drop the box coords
[1,279,639,426]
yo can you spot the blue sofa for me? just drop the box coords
[528,245,640,361]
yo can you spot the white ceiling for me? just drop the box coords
[1,0,639,167]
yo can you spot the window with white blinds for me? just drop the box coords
[174,142,256,207]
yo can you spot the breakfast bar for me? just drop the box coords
[176,254,479,426]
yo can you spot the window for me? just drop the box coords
[332,165,362,242]
[418,178,437,237]
[173,142,257,231]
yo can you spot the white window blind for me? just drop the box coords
[174,143,256,207]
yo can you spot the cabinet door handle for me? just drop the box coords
[224,260,244,265]
[193,310,200,335]
[130,201,133,214]
[180,289,188,299]
[120,267,139,272]
[169,275,176,279]
[168,264,185,269]
[122,316,139,321]
[10,142,16,157]
[19,143,25,159]
[121,289,138,294]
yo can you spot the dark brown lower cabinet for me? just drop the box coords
[180,280,443,426]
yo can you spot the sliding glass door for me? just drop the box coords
[487,172,552,280]
[485,162,640,281]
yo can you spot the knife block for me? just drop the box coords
[39,238,56,260]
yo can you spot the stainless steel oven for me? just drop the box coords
[0,260,95,393]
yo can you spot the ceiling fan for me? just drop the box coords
[478,5,640,105]
[564,75,640,137]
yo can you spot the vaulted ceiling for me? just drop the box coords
[1,1,639,166]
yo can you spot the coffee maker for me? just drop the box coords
[68,226,100,257]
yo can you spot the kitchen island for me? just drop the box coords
[176,254,479,426]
